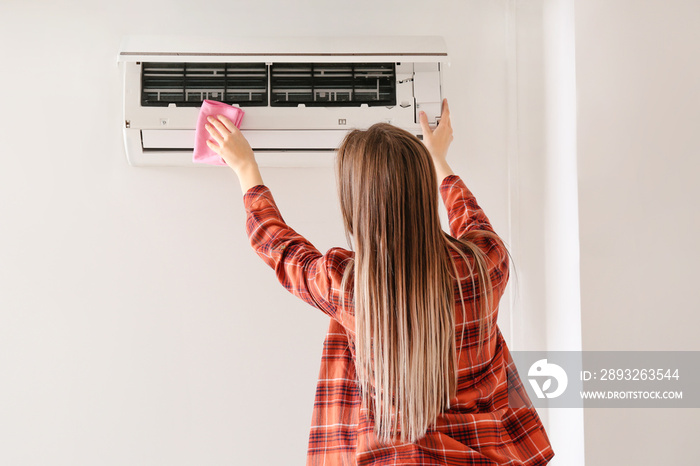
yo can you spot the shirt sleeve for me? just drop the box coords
[439,174,510,292]
[242,184,351,320]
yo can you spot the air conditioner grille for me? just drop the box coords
[140,62,397,108]
[270,63,396,107]
[141,62,268,107]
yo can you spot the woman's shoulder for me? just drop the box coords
[325,246,354,263]
[323,247,354,286]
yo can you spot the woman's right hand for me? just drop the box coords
[418,98,454,165]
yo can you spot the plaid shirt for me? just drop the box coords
[243,174,555,465]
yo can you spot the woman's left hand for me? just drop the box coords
[205,115,256,173]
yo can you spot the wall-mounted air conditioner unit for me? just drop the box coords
[117,35,449,167]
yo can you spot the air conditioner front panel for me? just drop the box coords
[117,35,450,64]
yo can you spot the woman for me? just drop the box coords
[205,98,555,465]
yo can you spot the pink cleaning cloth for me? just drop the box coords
[193,100,245,165]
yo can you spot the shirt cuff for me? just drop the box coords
[440,174,462,189]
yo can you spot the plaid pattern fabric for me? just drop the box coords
[243,174,555,465]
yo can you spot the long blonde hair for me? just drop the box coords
[335,123,508,445]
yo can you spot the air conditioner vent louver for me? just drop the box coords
[270,63,396,107]
[141,62,268,107]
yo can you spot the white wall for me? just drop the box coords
[0,1,534,464]
[510,1,584,464]
[575,0,700,464]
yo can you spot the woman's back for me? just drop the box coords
[243,177,554,465]
[240,99,554,464]
[293,174,553,465]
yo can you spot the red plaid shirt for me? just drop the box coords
[243,174,555,465]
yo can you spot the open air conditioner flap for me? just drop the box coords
[117,34,450,64]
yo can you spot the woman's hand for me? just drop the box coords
[205,115,257,174]
[205,114,264,193]
[418,98,454,166]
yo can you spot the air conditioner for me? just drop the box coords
[116,35,449,167]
